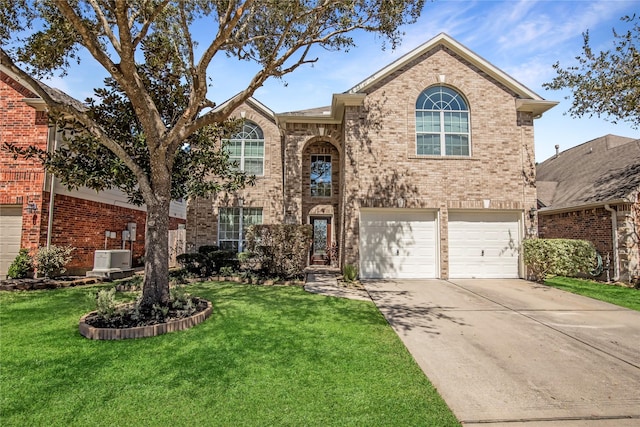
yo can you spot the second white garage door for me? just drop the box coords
[448,212,521,279]
[360,209,437,279]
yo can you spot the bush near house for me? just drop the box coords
[343,264,358,283]
[245,225,313,279]
[176,246,238,277]
[523,238,596,282]
[7,249,34,279]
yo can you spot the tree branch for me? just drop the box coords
[131,0,171,48]
[86,0,121,53]
[0,47,154,198]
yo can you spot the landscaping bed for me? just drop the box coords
[79,298,212,340]
[0,276,103,291]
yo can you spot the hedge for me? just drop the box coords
[523,238,596,282]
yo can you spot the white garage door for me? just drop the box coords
[0,206,23,279]
[448,212,520,279]
[360,209,437,279]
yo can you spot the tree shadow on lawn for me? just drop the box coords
[1,282,391,417]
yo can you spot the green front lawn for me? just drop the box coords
[0,282,458,427]
[544,277,640,311]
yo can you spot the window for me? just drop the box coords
[225,121,265,175]
[218,207,263,252]
[416,86,470,156]
[310,155,332,197]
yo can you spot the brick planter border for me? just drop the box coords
[79,299,212,340]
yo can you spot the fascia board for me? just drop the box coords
[538,198,628,215]
[214,94,276,119]
[276,93,365,125]
[516,99,559,117]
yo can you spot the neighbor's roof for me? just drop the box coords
[0,62,86,112]
[536,134,640,211]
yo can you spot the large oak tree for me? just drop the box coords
[1,0,424,309]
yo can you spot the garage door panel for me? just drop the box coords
[360,209,437,279]
[0,206,23,279]
[449,212,520,279]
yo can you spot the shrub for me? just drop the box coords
[96,288,117,319]
[523,238,597,282]
[197,245,219,255]
[219,266,234,277]
[206,250,238,274]
[34,245,74,278]
[176,249,238,277]
[176,253,206,276]
[245,224,312,279]
[343,264,358,282]
[7,249,34,279]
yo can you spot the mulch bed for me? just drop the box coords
[0,276,103,291]
[79,298,213,340]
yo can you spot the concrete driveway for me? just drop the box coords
[364,279,640,426]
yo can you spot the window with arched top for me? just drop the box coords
[416,86,470,156]
[225,121,265,175]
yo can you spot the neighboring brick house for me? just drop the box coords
[537,135,640,283]
[0,64,186,278]
[187,33,557,279]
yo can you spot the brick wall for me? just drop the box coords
[38,193,185,274]
[0,71,49,239]
[341,47,537,273]
[538,207,613,280]
[538,208,613,253]
[187,45,540,277]
[186,103,283,251]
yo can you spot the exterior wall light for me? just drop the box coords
[26,201,38,214]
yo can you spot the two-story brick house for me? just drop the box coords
[187,33,557,279]
[0,64,186,278]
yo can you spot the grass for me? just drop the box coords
[544,276,640,311]
[0,282,459,427]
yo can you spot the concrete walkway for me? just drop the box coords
[364,279,640,426]
[304,272,371,301]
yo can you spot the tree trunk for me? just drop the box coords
[140,197,171,309]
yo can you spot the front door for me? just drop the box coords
[310,217,331,265]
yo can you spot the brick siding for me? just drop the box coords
[2,72,185,275]
[186,105,284,251]
[538,204,640,282]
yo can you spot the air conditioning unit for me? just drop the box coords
[87,250,132,279]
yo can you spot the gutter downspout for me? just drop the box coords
[46,128,58,248]
[604,204,619,281]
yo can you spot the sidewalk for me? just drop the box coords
[304,270,371,302]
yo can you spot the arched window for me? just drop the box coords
[225,121,265,175]
[416,86,470,156]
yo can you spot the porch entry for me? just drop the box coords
[310,216,331,265]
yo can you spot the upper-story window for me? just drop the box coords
[225,121,264,175]
[310,155,332,197]
[416,86,470,156]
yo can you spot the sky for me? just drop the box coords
[43,0,640,164]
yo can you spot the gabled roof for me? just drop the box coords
[536,135,640,212]
[347,32,557,116]
[215,94,276,120]
[277,33,557,125]
[0,63,86,112]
